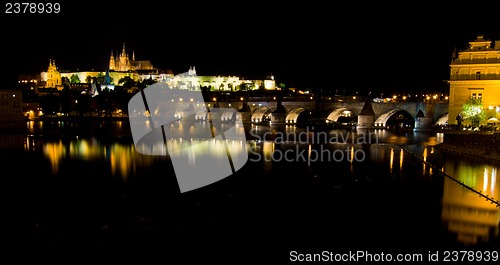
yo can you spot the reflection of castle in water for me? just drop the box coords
[41,137,157,181]
[442,162,500,245]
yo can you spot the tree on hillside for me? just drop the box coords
[118,76,136,88]
[39,94,60,115]
[70,74,81,83]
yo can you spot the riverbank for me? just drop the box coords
[0,117,132,137]
[435,131,500,163]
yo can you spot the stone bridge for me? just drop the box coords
[212,100,449,131]
[165,98,448,131]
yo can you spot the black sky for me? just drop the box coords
[1,1,499,96]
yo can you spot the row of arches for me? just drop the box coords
[174,105,241,122]
[172,104,449,129]
[250,106,449,129]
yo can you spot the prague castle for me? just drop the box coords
[29,43,275,93]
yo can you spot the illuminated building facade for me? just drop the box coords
[449,35,500,126]
[40,59,63,90]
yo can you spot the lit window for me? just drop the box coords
[471,92,483,102]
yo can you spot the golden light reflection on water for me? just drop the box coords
[422,132,444,146]
[389,147,394,172]
[399,149,404,170]
[350,145,354,173]
[442,160,500,246]
[43,140,65,175]
[263,141,275,170]
[43,138,156,181]
[423,146,427,172]
[109,144,138,181]
[385,146,404,173]
[43,137,248,182]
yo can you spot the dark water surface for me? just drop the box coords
[1,120,499,262]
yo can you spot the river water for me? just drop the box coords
[1,120,499,261]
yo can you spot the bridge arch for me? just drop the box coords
[435,113,448,126]
[194,106,209,121]
[174,104,195,120]
[193,107,242,123]
[221,109,241,122]
[326,107,357,124]
[251,106,273,123]
[374,108,414,130]
[285,108,309,125]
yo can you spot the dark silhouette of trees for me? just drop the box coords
[118,76,136,88]
[59,87,73,114]
[76,92,91,116]
[95,89,113,117]
[38,94,60,116]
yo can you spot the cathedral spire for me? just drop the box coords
[109,49,116,70]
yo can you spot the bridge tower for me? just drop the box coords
[357,100,375,129]
[414,102,433,131]
[270,91,286,124]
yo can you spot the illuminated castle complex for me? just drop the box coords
[30,43,275,93]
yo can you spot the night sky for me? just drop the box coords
[1,2,499,96]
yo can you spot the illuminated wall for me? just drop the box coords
[166,75,275,91]
[449,35,500,126]
[60,71,101,84]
